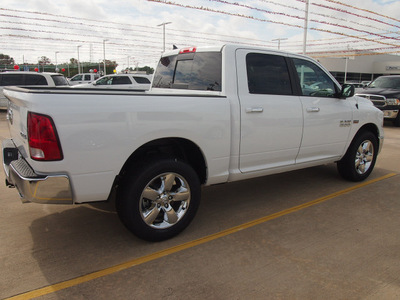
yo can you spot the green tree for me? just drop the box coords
[38,56,51,65]
[138,66,154,74]
[0,53,15,67]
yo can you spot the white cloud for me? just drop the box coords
[0,0,399,69]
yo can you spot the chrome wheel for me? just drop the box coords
[337,131,378,182]
[355,140,374,175]
[139,172,191,229]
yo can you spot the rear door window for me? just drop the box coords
[1,74,24,86]
[25,74,47,85]
[246,53,293,95]
[112,76,132,85]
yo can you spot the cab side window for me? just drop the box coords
[246,53,292,95]
[292,58,337,97]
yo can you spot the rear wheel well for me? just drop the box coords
[119,138,207,185]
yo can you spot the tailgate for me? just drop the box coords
[3,87,31,157]
[2,87,73,204]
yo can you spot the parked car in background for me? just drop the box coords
[73,73,152,90]
[68,73,100,85]
[356,75,400,126]
[0,71,69,109]
[345,81,364,88]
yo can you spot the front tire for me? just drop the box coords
[117,159,201,242]
[337,131,378,182]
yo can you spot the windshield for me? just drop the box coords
[369,77,400,89]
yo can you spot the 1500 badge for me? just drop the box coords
[340,120,351,127]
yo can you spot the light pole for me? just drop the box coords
[77,45,82,74]
[157,22,172,52]
[303,0,310,55]
[55,51,59,72]
[103,39,109,75]
[272,38,287,50]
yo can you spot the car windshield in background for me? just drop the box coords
[369,77,400,89]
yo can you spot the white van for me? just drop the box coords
[73,74,152,90]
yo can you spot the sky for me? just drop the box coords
[1,0,400,71]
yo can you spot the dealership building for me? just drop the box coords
[316,51,400,84]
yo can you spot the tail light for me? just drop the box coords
[28,112,63,161]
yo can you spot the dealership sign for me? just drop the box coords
[386,66,400,71]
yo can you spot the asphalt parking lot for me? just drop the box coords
[1,109,399,300]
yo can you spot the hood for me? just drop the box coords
[356,88,400,98]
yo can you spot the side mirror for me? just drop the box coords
[339,84,355,99]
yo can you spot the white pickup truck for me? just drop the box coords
[2,44,384,241]
[0,71,69,109]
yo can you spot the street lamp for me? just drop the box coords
[103,39,109,75]
[272,38,287,50]
[77,45,82,74]
[303,0,310,55]
[157,22,172,52]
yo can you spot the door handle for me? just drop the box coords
[306,107,320,112]
[246,107,264,113]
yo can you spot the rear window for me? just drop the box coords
[152,52,222,91]
[133,76,151,84]
[70,74,82,81]
[51,75,69,86]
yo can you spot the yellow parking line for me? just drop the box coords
[6,172,397,300]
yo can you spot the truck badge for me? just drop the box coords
[340,120,351,127]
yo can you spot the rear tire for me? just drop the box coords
[116,159,201,242]
[337,131,378,182]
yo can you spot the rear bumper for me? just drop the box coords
[2,139,73,204]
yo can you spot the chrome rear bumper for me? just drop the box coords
[2,139,73,204]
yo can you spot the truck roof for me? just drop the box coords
[161,44,319,63]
